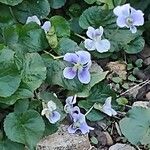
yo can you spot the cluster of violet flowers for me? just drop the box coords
[28,3,144,134]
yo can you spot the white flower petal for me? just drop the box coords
[95,39,110,53]
[41,108,49,116]
[48,101,57,111]
[86,26,96,39]
[84,39,95,51]
[26,15,41,25]
[130,26,137,33]
[42,21,51,33]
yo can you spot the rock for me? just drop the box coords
[132,101,150,108]
[144,57,150,66]
[139,45,150,59]
[96,131,113,146]
[36,125,91,150]
[146,92,150,100]
[109,143,136,150]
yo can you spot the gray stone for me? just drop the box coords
[36,125,91,150]
[109,143,136,150]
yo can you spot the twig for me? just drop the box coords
[119,79,150,97]
[74,33,86,40]
[44,50,64,59]
[85,104,95,116]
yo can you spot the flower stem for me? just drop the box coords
[74,33,86,40]
[44,51,64,59]
[85,104,95,116]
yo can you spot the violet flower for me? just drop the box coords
[64,95,77,113]
[113,4,144,33]
[68,108,94,134]
[102,97,117,116]
[84,26,110,53]
[41,101,61,124]
[63,51,91,84]
[26,15,51,33]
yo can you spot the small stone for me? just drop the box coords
[146,92,150,100]
[144,57,150,66]
[36,125,91,150]
[132,101,150,108]
[139,45,150,58]
[109,143,136,150]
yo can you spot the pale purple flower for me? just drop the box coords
[41,101,61,124]
[68,109,94,134]
[26,15,51,33]
[64,95,77,113]
[113,4,144,33]
[102,97,117,116]
[63,51,91,84]
[84,26,110,53]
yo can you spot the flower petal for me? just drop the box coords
[41,108,49,116]
[49,111,61,124]
[84,39,95,51]
[78,68,90,84]
[63,67,77,79]
[113,4,130,17]
[80,122,94,134]
[116,16,127,27]
[66,95,76,105]
[64,53,79,64]
[86,26,96,39]
[76,51,91,65]
[95,39,110,53]
[95,26,103,37]
[26,15,41,25]
[130,25,137,33]
[48,101,56,111]
[68,125,78,134]
[42,21,51,33]
[131,9,144,26]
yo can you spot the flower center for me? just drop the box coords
[74,63,82,69]
[126,17,133,26]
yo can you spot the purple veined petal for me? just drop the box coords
[26,15,41,25]
[48,111,61,124]
[71,106,81,117]
[130,25,137,33]
[113,4,130,17]
[80,122,94,134]
[84,39,95,51]
[131,9,144,26]
[86,26,96,39]
[78,68,91,84]
[63,53,79,64]
[68,124,78,134]
[95,26,104,37]
[102,107,113,116]
[95,39,110,53]
[63,67,77,79]
[76,51,91,65]
[42,21,51,33]
[116,16,127,27]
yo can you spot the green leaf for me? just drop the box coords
[87,82,116,103]
[14,99,29,113]
[4,110,45,149]
[0,139,24,150]
[0,0,23,6]
[78,100,105,121]
[42,54,84,92]
[0,46,21,97]
[50,16,70,37]
[49,0,66,9]
[55,38,82,55]
[12,0,50,23]
[135,59,143,68]
[120,107,150,145]
[22,53,46,91]
[84,0,96,4]
[124,37,145,54]
[79,6,115,29]
[3,24,49,52]
[77,63,108,97]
